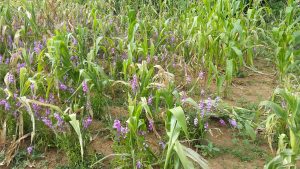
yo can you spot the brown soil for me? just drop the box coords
[207,121,271,169]
[225,57,277,105]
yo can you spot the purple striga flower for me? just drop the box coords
[111,48,115,54]
[45,109,51,116]
[82,80,88,93]
[159,141,166,149]
[30,83,35,91]
[4,102,10,110]
[59,82,68,91]
[16,101,21,107]
[39,97,45,103]
[7,73,14,83]
[147,95,153,105]
[41,117,53,128]
[194,117,198,127]
[72,38,77,45]
[199,71,204,80]
[113,119,121,132]
[172,61,176,68]
[136,161,142,169]
[219,119,226,126]
[68,88,75,93]
[13,111,19,118]
[206,97,212,112]
[147,55,151,63]
[42,36,47,45]
[32,103,41,114]
[139,130,146,136]
[49,94,55,103]
[27,146,33,155]
[5,58,9,64]
[17,63,26,72]
[170,36,175,43]
[0,54,2,63]
[0,100,7,105]
[70,55,78,61]
[131,74,138,93]
[63,75,68,81]
[200,109,205,118]
[0,100,10,110]
[215,96,221,106]
[199,100,205,110]
[34,41,43,54]
[121,126,129,137]
[181,92,187,102]
[204,122,209,130]
[13,93,18,99]
[54,113,64,127]
[229,119,237,128]
[83,116,92,129]
[8,35,13,49]
[186,75,192,83]
[148,120,154,131]
[122,53,127,60]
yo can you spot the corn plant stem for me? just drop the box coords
[164,121,177,169]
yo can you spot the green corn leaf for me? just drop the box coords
[69,114,84,161]
[168,107,188,138]
[182,144,209,169]
[174,141,194,169]
[260,101,287,119]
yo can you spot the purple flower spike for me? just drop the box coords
[131,75,138,93]
[206,97,212,112]
[54,113,64,127]
[136,161,142,169]
[5,58,9,64]
[34,41,43,54]
[7,73,14,83]
[159,141,166,149]
[186,75,191,83]
[121,126,129,138]
[82,80,88,93]
[199,71,204,80]
[83,116,92,129]
[229,119,237,128]
[4,102,10,110]
[148,120,154,131]
[30,83,35,91]
[59,82,67,91]
[219,119,226,126]
[204,122,209,130]
[41,117,53,128]
[0,54,2,63]
[27,146,33,155]
[147,95,153,105]
[113,119,121,132]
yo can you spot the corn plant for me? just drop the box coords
[267,0,300,82]
[163,106,209,169]
[261,88,300,168]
